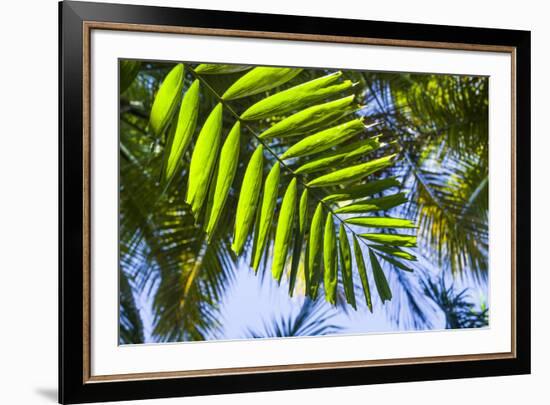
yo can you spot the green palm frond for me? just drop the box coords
[145,62,418,312]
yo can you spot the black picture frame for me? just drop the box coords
[59,1,531,403]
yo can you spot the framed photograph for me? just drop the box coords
[59,1,531,403]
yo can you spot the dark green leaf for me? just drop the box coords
[339,224,356,309]
[334,193,407,214]
[369,249,392,303]
[195,64,251,75]
[353,236,373,312]
[306,203,324,299]
[369,244,417,261]
[360,233,417,247]
[379,254,414,272]
[280,119,366,160]
[295,136,383,174]
[120,60,141,94]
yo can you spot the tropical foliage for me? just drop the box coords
[119,60,489,343]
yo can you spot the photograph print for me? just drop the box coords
[118,60,489,345]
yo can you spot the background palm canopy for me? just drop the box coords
[119,60,489,344]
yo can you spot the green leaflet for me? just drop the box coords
[360,233,417,247]
[369,249,392,302]
[323,213,338,305]
[369,244,417,261]
[289,189,308,296]
[251,163,280,270]
[353,236,372,312]
[307,203,324,299]
[185,103,223,218]
[379,254,413,272]
[259,95,357,139]
[205,121,241,238]
[120,60,141,94]
[149,63,184,136]
[334,193,408,214]
[280,119,366,160]
[161,80,200,185]
[271,178,298,281]
[345,217,416,229]
[307,154,396,187]
[295,136,383,174]
[322,177,400,203]
[232,146,264,255]
[195,64,251,75]
[241,72,352,120]
[203,160,219,237]
[339,224,356,309]
[222,67,303,100]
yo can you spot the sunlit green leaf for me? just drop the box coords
[295,136,383,174]
[280,119,366,160]
[149,63,184,135]
[241,72,352,120]
[185,103,223,217]
[251,163,280,270]
[322,177,400,203]
[259,95,357,139]
[205,121,241,237]
[360,233,417,247]
[232,146,264,255]
[345,217,416,229]
[222,67,302,100]
[161,79,200,185]
[307,154,396,187]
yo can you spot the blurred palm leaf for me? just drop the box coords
[244,297,343,338]
[360,72,488,278]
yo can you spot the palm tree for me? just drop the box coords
[362,72,489,279]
